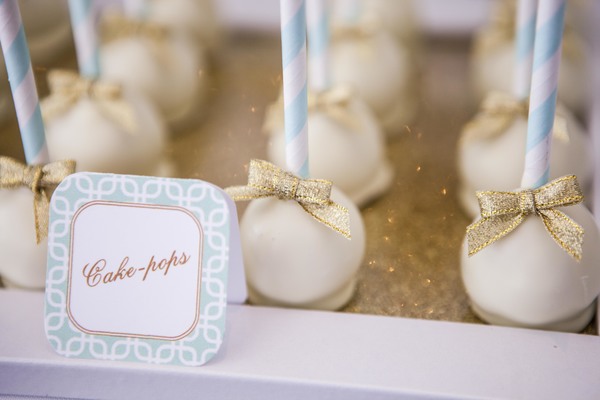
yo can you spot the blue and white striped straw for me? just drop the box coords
[307,0,330,92]
[280,0,309,178]
[69,0,100,78]
[513,0,538,100]
[521,0,566,189]
[0,0,48,165]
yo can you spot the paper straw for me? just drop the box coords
[280,0,309,178]
[513,0,538,100]
[521,0,565,189]
[69,0,100,79]
[0,0,48,165]
[307,0,330,92]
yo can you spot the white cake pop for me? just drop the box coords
[20,0,73,65]
[462,186,600,332]
[457,94,592,218]
[143,0,221,55]
[0,188,47,289]
[42,70,168,176]
[471,2,588,114]
[329,21,417,134]
[100,12,209,130]
[0,158,75,290]
[227,160,366,311]
[266,87,393,207]
[330,0,419,48]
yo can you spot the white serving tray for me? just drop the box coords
[0,289,599,400]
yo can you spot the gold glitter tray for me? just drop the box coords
[1,31,600,399]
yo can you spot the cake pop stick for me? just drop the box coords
[521,0,565,189]
[68,0,100,78]
[307,0,330,92]
[513,0,537,99]
[281,0,309,178]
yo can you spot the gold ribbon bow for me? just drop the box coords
[42,70,137,134]
[467,175,584,261]
[0,157,76,243]
[263,85,361,134]
[225,159,351,239]
[461,91,569,143]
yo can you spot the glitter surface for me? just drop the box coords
[1,34,595,334]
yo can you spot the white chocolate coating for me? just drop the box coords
[241,187,366,311]
[101,33,208,128]
[458,108,593,218]
[45,87,167,176]
[472,41,588,114]
[461,203,600,332]
[267,94,393,207]
[0,188,47,289]
[330,31,416,134]
[330,0,417,45]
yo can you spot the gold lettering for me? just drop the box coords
[82,259,105,288]
[83,251,192,287]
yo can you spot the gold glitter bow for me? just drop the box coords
[42,70,137,134]
[0,157,76,243]
[263,85,361,134]
[473,0,583,60]
[225,159,351,239]
[467,175,584,260]
[461,92,569,143]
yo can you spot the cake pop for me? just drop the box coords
[457,92,592,218]
[462,176,600,332]
[329,15,417,134]
[100,11,209,130]
[227,160,366,310]
[266,86,393,207]
[43,70,168,176]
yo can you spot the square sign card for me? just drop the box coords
[44,172,246,367]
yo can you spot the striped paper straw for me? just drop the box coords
[69,0,100,78]
[0,0,48,165]
[307,0,330,92]
[280,0,309,178]
[521,0,566,189]
[513,0,538,100]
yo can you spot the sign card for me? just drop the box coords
[44,172,245,366]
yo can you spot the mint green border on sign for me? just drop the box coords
[44,172,230,366]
